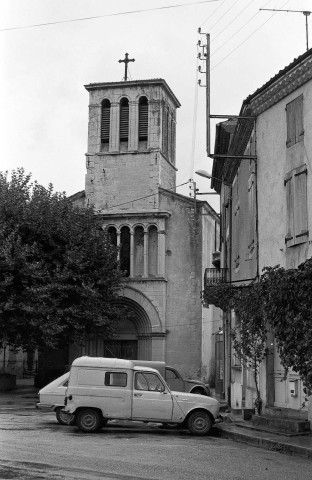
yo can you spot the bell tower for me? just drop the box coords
[84,78,181,213]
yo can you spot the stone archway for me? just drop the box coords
[115,286,165,360]
[69,286,166,362]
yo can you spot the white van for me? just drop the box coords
[63,356,220,435]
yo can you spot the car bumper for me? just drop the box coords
[36,403,56,412]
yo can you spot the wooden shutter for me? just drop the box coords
[285,165,308,247]
[294,168,308,241]
[286,95,303,147]
[120,98,129,141]
[101,100,111,144]
[285,174,294,246]
[139,97,148,141]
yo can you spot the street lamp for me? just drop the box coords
[195,169,212,180]
[194,170,218,195]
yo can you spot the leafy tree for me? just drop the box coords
[202,259,312,399]
[0,169,124,353]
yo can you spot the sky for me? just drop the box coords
[1,0,311,212]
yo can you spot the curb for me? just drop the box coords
[214,425,312,458]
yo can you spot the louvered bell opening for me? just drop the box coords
[139,97,148,141]
[120,98,129,141]
[101,100,111,144]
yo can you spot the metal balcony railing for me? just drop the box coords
[204,268,228,286]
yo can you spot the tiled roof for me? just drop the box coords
[243,47,312,106]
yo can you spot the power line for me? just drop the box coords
[0,1,220,32]
[212,0,291,68]
[212,0,254,41]
[200,0,226,28]
[211,0,272,57]
[209,0,241,33]
[105,180,191,210]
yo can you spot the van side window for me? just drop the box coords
[135,372,165,392]
[105,372,127,387]
[165,368,180,380]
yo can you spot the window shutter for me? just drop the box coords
[139,97,148,141]
[286,95,303,147]
[101,100,111,143]
[285,175,294,246]
[120,98,129,141]
[285,165,308,247]
[294,168,308,240]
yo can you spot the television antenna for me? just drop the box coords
[260,9,311,51]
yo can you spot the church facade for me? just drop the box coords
[70,77,221,383]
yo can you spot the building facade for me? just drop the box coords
[211,48,312,419]
[70,78,221,384]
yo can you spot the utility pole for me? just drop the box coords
[260,9,311,51]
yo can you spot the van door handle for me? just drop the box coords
[134,393,143,397]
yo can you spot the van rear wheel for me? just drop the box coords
[76,409,102,433]
[187,410,212,435]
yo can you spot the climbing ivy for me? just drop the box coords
[202,258,312,399]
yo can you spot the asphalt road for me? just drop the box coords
[0,407,311,480]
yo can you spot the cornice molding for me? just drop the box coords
[250,57,312,115]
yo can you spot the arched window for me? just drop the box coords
[101,99,111,151]
[134,226,144,276]
[120,226,130,276]
[138,96,148,142]
[107,226,117,246]
[148,226,158,276]
[120,98,129,148]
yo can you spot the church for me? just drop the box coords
[68,65,221,383]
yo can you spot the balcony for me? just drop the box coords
[204,268,228,287]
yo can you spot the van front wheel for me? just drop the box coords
[187,410,212,435]
[76,409,102,433]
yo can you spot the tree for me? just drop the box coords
[0,169,124,353]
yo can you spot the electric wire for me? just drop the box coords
[208,0,241,32]
[211,0,273,57]
[190,54,200,179]
[0,0,220,32]
[200,0,226,28]
[105,180,191,210]
[212,0,255,41]
[211,0,291,69]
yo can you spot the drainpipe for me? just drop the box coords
[227,187,233,408]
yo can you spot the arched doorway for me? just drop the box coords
[69,287,165,363]
[104,297,152,360]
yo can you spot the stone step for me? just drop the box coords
[252,414,310,433]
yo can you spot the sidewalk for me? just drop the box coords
[1,382,312,458]
[214,413,312,459]
[0,378,38,410]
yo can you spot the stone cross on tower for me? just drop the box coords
[118,53,135,81]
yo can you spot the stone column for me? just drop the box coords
[116,230,121,262]
[88,104,101,153]
[143,230,148,277]
[158,230,166,276]
[130,230,134,277]
[129,101,138,151]
[109,102,120,152]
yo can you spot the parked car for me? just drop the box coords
[36,372,75,425]
[62,356,220,434]
[132,360,211,396]
[37,359,211,425]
